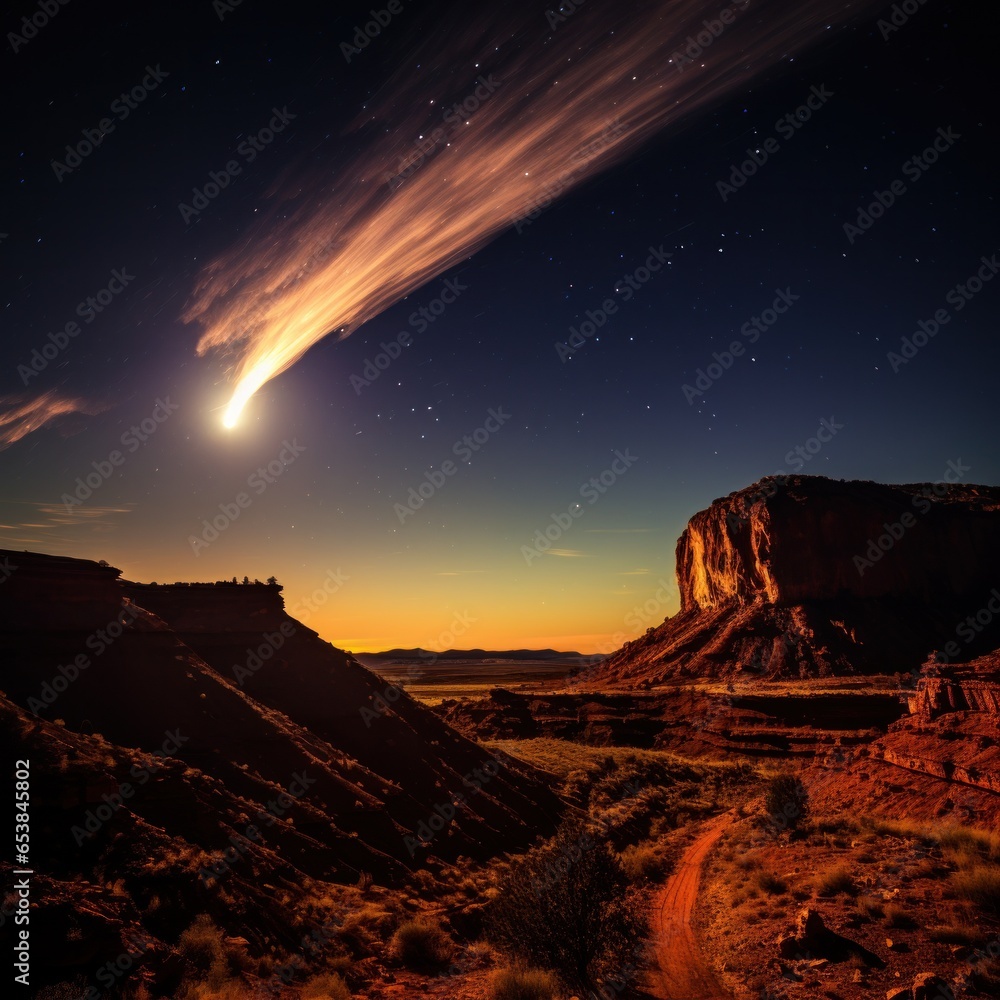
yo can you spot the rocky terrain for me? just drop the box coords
[0,550,561,995]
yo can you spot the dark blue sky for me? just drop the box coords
[1,0,996,650]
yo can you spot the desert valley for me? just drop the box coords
[3,474,999,1000]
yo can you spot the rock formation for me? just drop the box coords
[0,548,564,991]
[594,476,1000,683]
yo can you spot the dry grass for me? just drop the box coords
[854,895,884,921]
[486,966,561,1000]
[952,865,1000,916]
[815,865,857,897]
[927,921,987,946]
[620,841,669,881]
[301,971,351,999]
[388,918,453,970]
[754,870,788,895]
[484,737,753,779]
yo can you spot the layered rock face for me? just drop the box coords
[908,651,1000,719]
[0,550,123,630]
[677,476,1000,610]
[596,476,1000,683]
[0,549,561,873]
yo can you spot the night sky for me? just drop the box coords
[1,0,996,652]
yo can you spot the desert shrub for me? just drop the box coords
[754,870,787,895]
[971,956,1000,994]
[175,916,254,996]
[620,841,668,882]
[388,918,453,970]
[339,901,398,956]
[487,817,645,993]
[928,921,985,946]
[883,902,917,929]
[816,866,856,897]
[855,896,884,921]
[952,864,1000,917]
[301,971,351,999]
[487,966,560,1000]
[762,774,809,833]
[177,914,229,987]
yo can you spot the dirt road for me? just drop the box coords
[648,811,732,999]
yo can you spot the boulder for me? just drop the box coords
[912,972,953,1000]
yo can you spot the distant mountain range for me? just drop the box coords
[356,647,594,664]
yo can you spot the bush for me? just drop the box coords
[487,817,645,993]
[177,914,226,971]
[754,870,787,895]
[855,896,884,921]
[302,971,351,999]
[487,966,560,1000]
[762,774,809,833]
[816,866,857,897]
[952,864,1000,917]
[620,842,668,882]
[883,903,917,929]
[388,919,453,970]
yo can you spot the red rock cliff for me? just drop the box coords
[596,475,1000,684]
[677,476,1000,610]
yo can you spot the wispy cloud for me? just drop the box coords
[546,548,586,558]
[617,568,652,575]
[583,528,654,534]
[0,501,133,546]
[0,391,104,450]
[435,569,488,576]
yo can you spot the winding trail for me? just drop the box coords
[648,811,733,1000]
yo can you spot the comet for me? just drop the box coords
[185,0,881,428]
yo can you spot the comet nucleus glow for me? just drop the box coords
[184,0,880,426]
